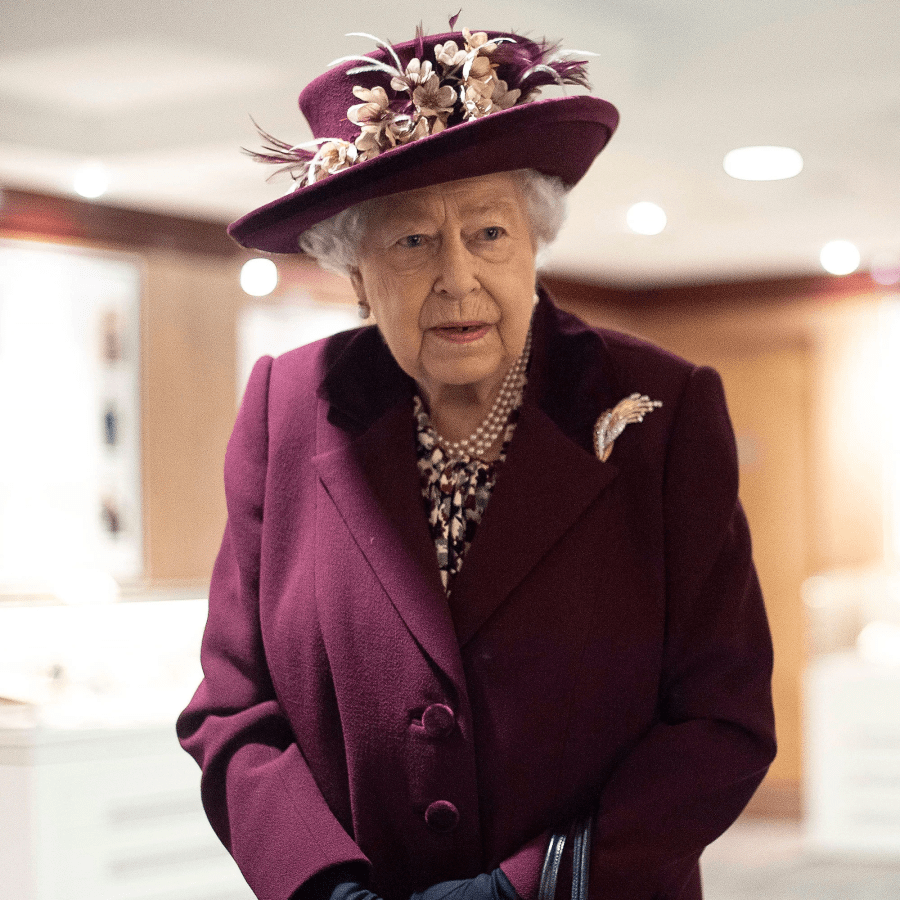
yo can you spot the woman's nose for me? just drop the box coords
[433,235,478,299]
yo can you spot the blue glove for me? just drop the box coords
[296,866,518,900]
[411,869,518,900]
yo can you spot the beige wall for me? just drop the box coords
[141,251,243,585]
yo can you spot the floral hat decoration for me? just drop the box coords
[228,17,619,253]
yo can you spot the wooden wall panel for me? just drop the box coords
[141,252,243,585]
[808,299,887,572]
[714,348,810,787]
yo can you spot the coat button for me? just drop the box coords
[424,800,459,833]
[422,703,456,738]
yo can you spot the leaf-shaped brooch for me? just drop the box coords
[593,393,663,462]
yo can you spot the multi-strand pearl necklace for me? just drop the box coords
[434,327,532,460]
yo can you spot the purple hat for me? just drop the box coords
[228,27,620,254]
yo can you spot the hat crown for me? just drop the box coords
[300,31,553,143]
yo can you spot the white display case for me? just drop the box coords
[804,570,900,857]
[805,652,900,856]
[0,723,254,900]
[0,599,254,900]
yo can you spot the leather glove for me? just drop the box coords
[411,869,518,900]
[296,865,518,900]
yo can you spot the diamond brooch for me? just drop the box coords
[593,393,662,462]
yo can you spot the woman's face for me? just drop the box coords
[350,172,537,405]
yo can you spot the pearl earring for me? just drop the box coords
[358,300,371,320]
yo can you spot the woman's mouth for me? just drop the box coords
[432,322,491,343]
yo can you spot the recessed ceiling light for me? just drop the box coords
[820,240,860,276]
[240,258,278,296]
[723,146,803,181]
[73,162,109,199]
[626,202,667,236]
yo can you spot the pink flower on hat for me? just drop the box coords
[434,40,467,70]
[413,74,457,128]
[387,113,430,146]
[306,139,360,183]
[347,86,392,128]
[390,58,435,92]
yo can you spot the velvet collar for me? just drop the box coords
[318,286,621,451]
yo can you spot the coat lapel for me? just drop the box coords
[313,330,467,690]
[448,403,618,645]
[448,292,623,646]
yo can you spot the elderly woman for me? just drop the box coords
[177,24,775,900]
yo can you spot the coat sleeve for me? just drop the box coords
[503,365,776,900]
[176,355,370,900]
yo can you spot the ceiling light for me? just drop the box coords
[626,202,667,236]
[72,162,109,199]
[723,146,803,181]
[240,258,278,297]
[820,240,860,276]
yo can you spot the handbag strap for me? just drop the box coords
[570,812,593,900]
[537,829,567,900]
[537,812,593,900]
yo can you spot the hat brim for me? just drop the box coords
[228,94,618,254]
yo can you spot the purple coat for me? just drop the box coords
[177,293,775,900]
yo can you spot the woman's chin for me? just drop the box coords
[421,358,506,396]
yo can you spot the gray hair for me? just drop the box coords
[297,168,568,276]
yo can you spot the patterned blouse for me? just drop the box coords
[414,395,520,593]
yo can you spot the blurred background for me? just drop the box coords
[1,1,899,898]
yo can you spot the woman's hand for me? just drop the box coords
[411,869,518,900]
[298,867,518,900]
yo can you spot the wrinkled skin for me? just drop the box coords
[350,172,537,450]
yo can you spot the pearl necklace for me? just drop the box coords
[434,327,532,460]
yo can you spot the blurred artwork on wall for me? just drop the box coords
[0,239,142,595]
